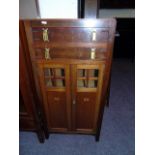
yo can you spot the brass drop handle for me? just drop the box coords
[90,48,96,59]
[92,30,96,41]
[44,48,50,60]
[42,28,49,42]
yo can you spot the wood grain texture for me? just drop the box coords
[76,92,96,130]
[32,27,109,43]
[47,91,68,128]
[30,19,116,28]
[22,19,116,140]
[34,47,108,60]
[19,21,46,142]
[38,63,71,131]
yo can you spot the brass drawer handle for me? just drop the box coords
[90,48,96,59]
[44,48,50,60]
[92,30,96,41]
[42,28,49,42]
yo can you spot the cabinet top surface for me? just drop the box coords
[21,18,116,28]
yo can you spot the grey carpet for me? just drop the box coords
[20,59,135,155]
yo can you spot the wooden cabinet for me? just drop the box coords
[19,21,38,131]
[22,19,116,141]
[19,41,36,131]
[19,21,49,142]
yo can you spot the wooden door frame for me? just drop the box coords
[37,63,72,132]
[71,63,105,133]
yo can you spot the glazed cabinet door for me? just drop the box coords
[71,64,105,133]
[38,64,71,132]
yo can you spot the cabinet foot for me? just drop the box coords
[95,134,100,142]
[42,120,49,139]
[44,127,49,139]
[36,131,45,143]
[38,136,44,143]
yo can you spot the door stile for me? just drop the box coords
[70,64,77,131]
[93,64,105,132]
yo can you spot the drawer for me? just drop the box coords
[31,27,109,43]
[34,47,108,60]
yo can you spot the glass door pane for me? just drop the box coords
[44,68,65,88]
[77,69,99,88]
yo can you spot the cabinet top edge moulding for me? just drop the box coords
[23,18,116,30]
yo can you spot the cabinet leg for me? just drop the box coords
[95,133,100,142]
[36,130,44,143]
[38,110,49,139]
[106,91,110,107]
[43,125,49,139]
[95,104,105,142]
[106,80,111,107]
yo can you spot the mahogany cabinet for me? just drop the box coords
[19,21,49,142]
[22,19,116,141]
[19,40,36,131]
[20,21,37,131]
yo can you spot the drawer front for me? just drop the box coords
[31,27,109,60]
[31,27,109,43]
[24,19,116,60]
[34,47,108,60]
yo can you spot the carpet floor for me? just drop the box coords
[20,59,135,155]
